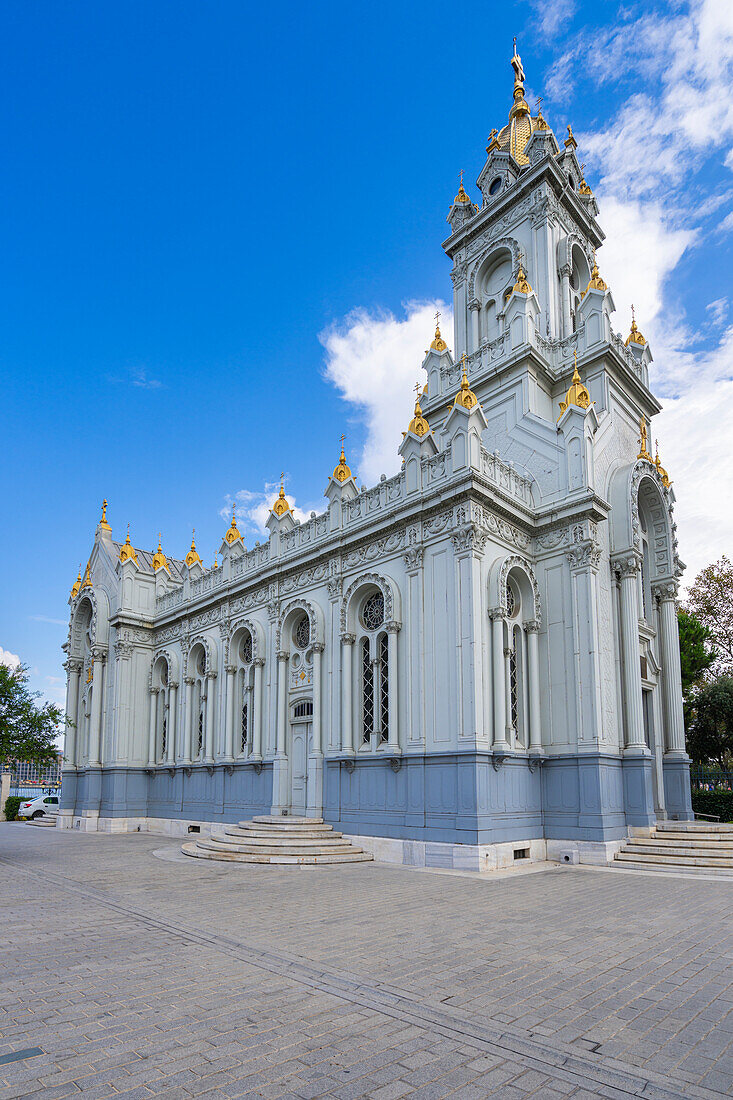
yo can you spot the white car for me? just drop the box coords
[17,794,60,820]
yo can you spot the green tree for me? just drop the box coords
[0,662,66,768]
[686,555,733,675]
[687,676,733,768]
[678,609,717,732]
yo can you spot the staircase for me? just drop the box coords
[614,821,733,876]
[26,814,58,827]
[182,816,374,865]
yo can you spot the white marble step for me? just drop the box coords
[201,839,359,857]
[224,825,344,840]
[250,815,324,825]
[182,842,373,865]
[656,821,733,834]
[635,836,733,850]
[616,851,733,868]
[613,858,733,878]
[620,844,733,863]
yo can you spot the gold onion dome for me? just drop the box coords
[119,526,138,564]
[558,352,591,418]
[430,317,447,352]
[185,529,202,567]
[70,566,82,599]
[513,265,532,294]
[582,252,608,298]
[272,481,291,517]
[152,535,169,573]
[494,43,542,166]
[625,305,646,347]
[81,561,92,589]
[454,355,478,410]
[332,439,352,483]
[407,388,430,437]
[224,505,241,544]
[454,171,471,204]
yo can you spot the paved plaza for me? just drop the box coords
[2,825,733,1099]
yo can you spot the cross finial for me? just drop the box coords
[434,308,441,327]
[536,95,543,114]
[459,168,464,188]
[631,303,636,323]
[414,382,422,400]
[339,432,345,447]
[102,499,107,522]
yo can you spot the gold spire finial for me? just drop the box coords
[119,523,139,565]
[185,527,202,567]
[513,263,532,294]
[213,552,218,569]
[407,381,431,437]
[430,308,448,351]
[224,503,241,545]
[99,498,111,532]
[272,473,291,517]
[486,127,500,154]
[81,560,92,589]
[453,353,478,410]
[637,418,652,461]
[535,95,549,131]
[625,303,646,346]
[558,350,591,420]
[454,168,470,205]
[70,565,82,599]
[152,533,170,573]
[654,439,671,488]
[581,248,608,298]
[578,161,593,196]
[332,434,352,482]
[564,123,577,150]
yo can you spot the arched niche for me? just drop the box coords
[277,598,324,655]
[340,573,402,636]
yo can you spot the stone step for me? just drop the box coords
[182,842,373,865]
[616,851,733,868]
[201,839,359,857]
[612,857,733,878]
[213,834,352,850]
[233,823,336,836]
[645,835,733,849]
[224,825,344,840]
[656,821,733,834]
[250,815,324,825]
[623,843,733,861]
[27,816,57,827]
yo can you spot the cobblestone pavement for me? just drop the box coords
[2,825,733,1099]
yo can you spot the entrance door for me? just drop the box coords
[290,721,312,816]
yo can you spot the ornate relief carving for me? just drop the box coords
[498,556,542,624]
[451,525,489,554]
[342,530,405,568]
[340,573,396,635]
[403,547,424,571]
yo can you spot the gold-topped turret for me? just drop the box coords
[332,436,352,482]
[119,525,139,565]
[454,354,478,410]
[430,309,447,351]
[581,250,608,298]
[70,566,82,599]
[637,418,653,462]
[152,534,169,573]
[625,304,646,346]
[654,440,671,488]
[407,383,430,437]
[492,41,544,166]
[224,504,241,545]
[81,561,92,589]
[578,162,593,197]
[272,475,291,517]
[558,351,591,419]
[99,498,111,532]
[513,264,532,294]
[564,124,578,150]
[454,169,470,205]
[185,529,202,567]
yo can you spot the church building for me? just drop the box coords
[60,48,693,869]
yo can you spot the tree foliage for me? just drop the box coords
[686,555,733,676]
[687,676,733,768]
[678,609,716,695]
[0,662,65,768]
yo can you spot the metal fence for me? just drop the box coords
[690,767,733,792]
[9,786,61,800]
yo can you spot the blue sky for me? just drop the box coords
[2,0,732,710]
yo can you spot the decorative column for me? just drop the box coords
[147,687,158,766]
[504,642,514,746]
[224,665,236,762]
[526,621,542,752]
[616,555,647,750]
[567,533,604,747]
[183,676,195,763]
[490,611,510,751]
[468,299,480,354]
[271,651,290,814]
[88,648,106,766]
[167,682,178,765]
[341,633,355,754]
[560,263,572,339]
[655,583,686,754]
[307,644,325,818]
[63,658,83,768]
[386,623,400,753]
[204,671,217,763]
[312,645,323,756]
[252,658,265,760]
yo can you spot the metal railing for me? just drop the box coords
[690,767,733,791]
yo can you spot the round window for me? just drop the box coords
[293,614,310,649]
[362,591,385,631]
[488,176,502,196]
[506,580,520,618]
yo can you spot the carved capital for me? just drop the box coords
[253,657,266,668]
[205,670,217,680]
[451,524,489,555]
[566,542,602,571]
[525,619,540,633]
[488,607,505,622]
[184,675,195,686]
[277,650,290,662]
[312,642,326,653]
[386,620,401,634]
[341,632,357,646]
[404,547,424,571]
[91,646,107,663]
[225,664,237,676]
[65,658,84,675]
[614,553,641,579]
[652,581,678,602]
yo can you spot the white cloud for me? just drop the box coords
[525,0,577,40]
[221,483,315,539]
[29,615,68,626]
[130,367,163,390]
[0,647,21,670]
[320,301,453,485]
[706,297,728,326]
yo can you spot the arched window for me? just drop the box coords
[358,590,388,749]
[289,612,313,693]
[502,572,531,750]
[191,647,207,760]
[153,658,170,763]
[236,631,254,757]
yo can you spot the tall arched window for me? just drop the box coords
[191,647,207,760]
[237,631,254,757]
[153,657,170,762]
[358,590,388,749]
[505,575,529,749]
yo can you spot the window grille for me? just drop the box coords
[240,699,248,754]
[362,591,385,631]
[197,709,204,756]
[378,632,389,744]
[293,699,313,718]
[506,581,515,617]
[161,713,167,757]
[361,637,373,744]
[294,615,310,649]
[241,634,253,663]
[509,642,519,731]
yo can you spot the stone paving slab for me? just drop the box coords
[2,824,733,1098]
